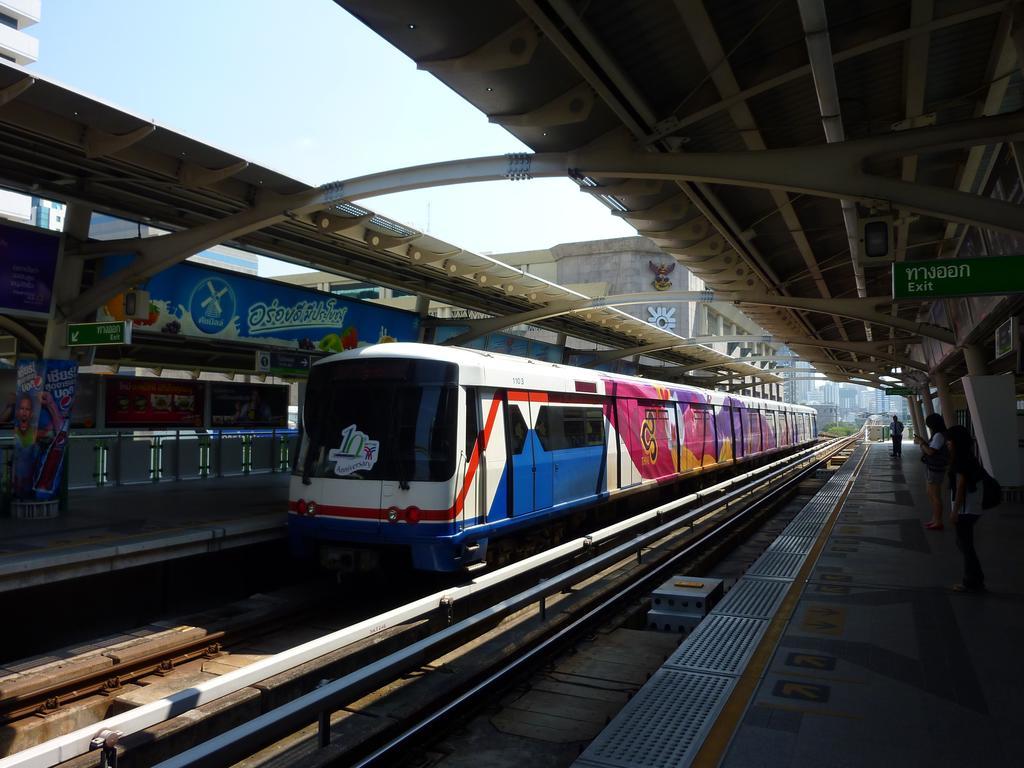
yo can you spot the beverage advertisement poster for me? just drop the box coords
[105,378,204,428]
[11,358,78,501]
[210,383,288,428]
[0,222,61,319]
[96,256,419,353]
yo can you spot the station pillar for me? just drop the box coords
[415,295,430,343]
[42,204,91,359]
[960,342,1020,485]
[963,344,989,376]
[920,385,935,418]
[908,394,926,440]
[932,372,955,428]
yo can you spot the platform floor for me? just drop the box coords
[0,473,290,592]
[576,440,1024,768]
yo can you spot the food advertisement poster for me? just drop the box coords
[210,383,288,428]
[11,358,78,501]
[105,378,204,428]
[96,255,419,354]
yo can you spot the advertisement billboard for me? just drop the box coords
[210,383,289,428]
[96,256,419,353]
[11,359,78,501]
[0,222,60,319]
[105,377,204,428]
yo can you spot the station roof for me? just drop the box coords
[336,0,1024,387]
[0,59,777,383]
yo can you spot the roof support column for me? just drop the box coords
[1013,1,1024,74]
[932,372,955,427]
[963,344,989,376]
[42,203,91,360]
[920,385,936,418]
[906,395,926,439]
[415,295,431,343]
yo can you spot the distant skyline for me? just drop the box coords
[28,1,634,276]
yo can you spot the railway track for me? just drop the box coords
[0,435,858,768]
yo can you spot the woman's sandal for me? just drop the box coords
[924,522,944,530]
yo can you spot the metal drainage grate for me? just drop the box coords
[664,615,766,675]
[768,535,814,554]
[574,669,734,768]
[747,551,805,580]
[712,578,790,620]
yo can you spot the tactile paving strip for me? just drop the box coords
[767,534,814,554]
[664,615,766,675]
[712,577,790,620]
[574,669,734,768]
[746,550,805,579]
[572,446,866,768]
[783,520,824,538]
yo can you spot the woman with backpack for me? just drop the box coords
[914,413,948,530]
[945,425,986,592]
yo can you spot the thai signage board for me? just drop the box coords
[255,350,312,377]
[892,255,1024,300]
[97,255,418,351]
[0,222,60,319]
[883,386,914,396]
[67,321,132,346]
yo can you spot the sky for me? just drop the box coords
[28,0,634,276]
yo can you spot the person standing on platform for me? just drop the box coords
[945,425,985,592]
[914,412,949,530]
[890,414,904,457]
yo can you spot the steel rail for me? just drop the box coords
[151,436,858,768]
[353,437,860,767]
[0,436,848,768]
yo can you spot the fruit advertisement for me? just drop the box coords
[105,378,204,428]
[96,255,419,356]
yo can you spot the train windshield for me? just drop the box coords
[295,357,459,483]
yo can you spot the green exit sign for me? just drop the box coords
[892,255,1024,299]
[67,321,132,347]
[883,386,914,396]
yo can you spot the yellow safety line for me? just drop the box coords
[691,445,870,767]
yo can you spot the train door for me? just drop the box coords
[539,403,607,506]
[506,397,534,517]
[528,393,555,511]
[732,406,745,460]
[615,398,640,487]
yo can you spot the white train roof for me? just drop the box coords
[314,343,814,413]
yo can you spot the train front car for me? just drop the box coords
[289,346,465,572]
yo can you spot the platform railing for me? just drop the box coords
[0,429,299,492]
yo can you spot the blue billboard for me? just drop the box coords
[0,222,60,319]
[97,255,419,353]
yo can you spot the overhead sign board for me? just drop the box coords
[67,321,132,347]
[892,255,1024,300]
[882,386,914,396]
[255,350,312,377]
[994,316,1017,359]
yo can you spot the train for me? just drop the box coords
[288,343,818,572]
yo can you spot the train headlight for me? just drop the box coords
[306,501,317,516]
[296,498,306,515]
[387,506,400,523]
